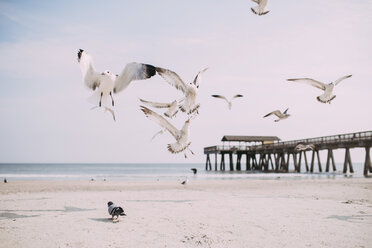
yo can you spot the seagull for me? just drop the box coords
[107,201,126,222]
[294,144,315,152]
[287,75,352,104]
[263,108,290,122]
[190,168,197,174]
[211,94,243,110]
[77,49,156,107]
[139,98,184,119]
[90,106,116,121]
[140,106,194,158]
[181,177,189,185]
[155,67,208,115]
[251,0,270,16]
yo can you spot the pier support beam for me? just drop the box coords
[214,153,217,171]
[246,154,251,171]
[343,148,354,173]
[229,153,234,171]
[205,154,212,170]
[220,153,225,171]
[326,149,336,172]
[364,147,372,176]
[236,153,242,171]
[310,150,322,173]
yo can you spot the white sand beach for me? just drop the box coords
[1,178,371,248]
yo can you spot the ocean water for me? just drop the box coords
[0,163,367,181]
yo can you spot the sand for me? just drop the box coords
[0,178,371,248]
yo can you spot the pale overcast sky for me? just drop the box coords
[0,0,371,163]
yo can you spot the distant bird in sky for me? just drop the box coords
[294,144,315,152]
[140,106,194,158]
[77,49,156,107]
[287,75,352,104]
[251,0,270,16]
[155,67,208,115]
[139,98,184,119]
[107,201,126,222]
[263,108,290,122]
[90,106,116,122]
[190,168,197,174]
[211,94,243,110]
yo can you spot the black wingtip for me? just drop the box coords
[144,64,156,78]
[77,49,84,62]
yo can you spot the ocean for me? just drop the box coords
[0,163,367,181]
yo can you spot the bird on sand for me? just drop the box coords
[263,108,290,122]
[155,67,208,115]
[139,98,184,119]
[211,94,243,110]
[77,49,156,107]
[140,106,194,158]
[287,75,352,104]
[294,144,315,152]
[190,168,197,174]
[107,201,126,222]
[251,0,270,16]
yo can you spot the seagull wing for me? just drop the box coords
[156,67,188,93]
[264,110,282,118]
[114,63,156,93]
[140,106,180,140]
[287,78,326,91]
[77,49,101,90]
[251,0,260,3]
[232,94,244,99]
[139,99,172,108]
[283,108,289,114]
[334,74,352,86]
[211,95,229,104]
[192,67,208,86]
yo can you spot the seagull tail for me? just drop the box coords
[167,142,191,154]
[317,95,336,104]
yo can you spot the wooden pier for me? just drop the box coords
[204,131,372,177]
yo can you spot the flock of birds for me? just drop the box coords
[77,0,353,160]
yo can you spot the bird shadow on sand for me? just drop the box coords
[89,217,115,223]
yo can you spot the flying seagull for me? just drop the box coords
[294,144,315,152]
[139,98,184,119]
[140,106,194,158]
[251,0,270,16]
[77,49,156,107]
[107,201,126,222]
[287,75,352,104]
[155,67,208,115]
[263,108,290,122]
[211,94,243,110]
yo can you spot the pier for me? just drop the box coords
[204,131,372,177]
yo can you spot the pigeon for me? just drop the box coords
[263,108,290,122]
[190,168,197,174]
[77,49,156,107]
[107,201,126,222]
[251,0,270,16]
[140,106,194,158]
[211,94,243,110]
[155,67,208,115]
[287,75,352,104]
[294,144,315,151]
[139,98,184,118]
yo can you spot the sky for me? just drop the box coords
[0,0,371,164]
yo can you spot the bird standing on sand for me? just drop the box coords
[211,94,243,110]
[251,0,270,16]
[294,144,315,152]
[263,108,290,122]
[287,75,352,104]
[77,49,156,108]
[190,168,197,174]
[155,67,208,115]
[140,106,194,158]
[139,98,184,119]
[107,201,126,222]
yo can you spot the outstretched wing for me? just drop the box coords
[334,74,352,86]
[211,95,229,104]
[77,49,101,90]
[251,0,260,3]
[264,110,281,118]
[232,94,244,99]
[114,63,156,93]
[140,106,180,140]
[283,108,289,114]
[287,78,326,91]
[192,67,208,86]
[139,99,172,108]
[156,67,187,93]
